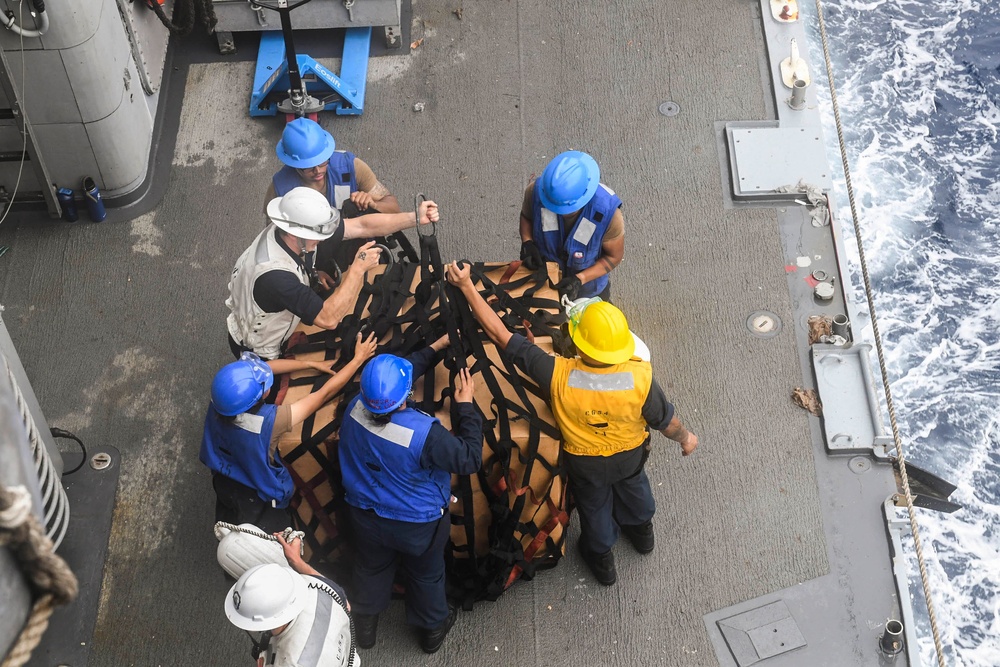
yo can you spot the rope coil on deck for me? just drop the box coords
[813,1,947,664]
[0,484,78,667]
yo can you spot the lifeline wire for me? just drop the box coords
[812,0,947,664]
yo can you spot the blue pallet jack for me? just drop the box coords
[248,0,371,118]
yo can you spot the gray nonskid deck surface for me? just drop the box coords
[0,1,829,665]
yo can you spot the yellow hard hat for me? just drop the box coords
[568,301,635,364]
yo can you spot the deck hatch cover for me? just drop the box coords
[717,600,806,665]
[726,124,833,200]
[811,343,891,453]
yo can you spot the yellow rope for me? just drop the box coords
[811,1,947,664]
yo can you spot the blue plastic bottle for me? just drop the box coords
[56,187,78,222]
[82,177,107,222]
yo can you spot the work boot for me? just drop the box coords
[579,542,617,586]
[353,613,378,649]
[419,606,457,654]
[621,520,655,555]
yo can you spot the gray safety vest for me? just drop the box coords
[226,225,309,360]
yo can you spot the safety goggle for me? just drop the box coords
[239,352,273,389]
[279,216,340,236]
[566,296,603,329]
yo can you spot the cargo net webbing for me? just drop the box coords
[273,239,573,606]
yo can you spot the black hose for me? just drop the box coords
[147,0,217,37]
[50,427,86,476]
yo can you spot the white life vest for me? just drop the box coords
[265,575,359,667]
[226,225,309,360]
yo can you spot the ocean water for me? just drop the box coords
[804,0,1000,665]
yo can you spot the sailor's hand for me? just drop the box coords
[446,261,472,288]
[554,274,582,301]
[680,432,699,457]
[315,270,337,291]
[351,241,382,272]
[354,332,378,361]
[520,239,543,270]
[275,532,304,566]
[430,334,450,352]
[350,190,376,211]
[417,200,439,225]
[308,360,337,376]
[454,368,475,404]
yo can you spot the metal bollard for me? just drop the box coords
[878,619,904,658]
[832,313,851,340]
[56,187,78,222]
[82,177,107,222]
[789,78,807,110]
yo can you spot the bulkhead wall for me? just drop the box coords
[0,0,169,199]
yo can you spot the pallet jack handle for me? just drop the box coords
[251,0,314,117]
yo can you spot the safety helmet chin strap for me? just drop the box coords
[248,629,273,662]
[290,234,320,284]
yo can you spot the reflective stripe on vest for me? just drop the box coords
[225,225,309,360]
[272,150,358,211]
[550,356,652,457]
[338,395,451,523]
[531,182,622,298]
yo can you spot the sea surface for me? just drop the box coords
[804,0,999,665]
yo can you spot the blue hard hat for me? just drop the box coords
[360,354,413,415]
[537,151,600,215]
[276,119,336,169]
[211,353,274,416]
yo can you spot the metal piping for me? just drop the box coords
[3,0,49,38]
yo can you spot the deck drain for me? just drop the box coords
[658,101,680,116]
[849,456,871,474]
[90,452,112,470]
[747,311,782,338]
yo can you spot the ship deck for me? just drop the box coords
[0,1,903,665]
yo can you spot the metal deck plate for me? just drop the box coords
[812,343,890,453]
[26,447,120,667]
[213,0,400,33]
[727,124,833,200]
[717,601,806,665]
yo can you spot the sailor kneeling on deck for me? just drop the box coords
[447,262,698,586]
[227,186,439,360]
[338,341,483,654]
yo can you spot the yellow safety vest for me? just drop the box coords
[550,356,653,457]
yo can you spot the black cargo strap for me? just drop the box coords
[278,221,571,603]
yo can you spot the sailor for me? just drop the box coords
[446,262,698,586]
[227,186,439,360]
[224,532,358,667]
[518,150,625,301]
[265,118,400,273]
[201,334,377,533]
[337,340,482,654]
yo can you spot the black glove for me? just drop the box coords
[554,274,582,301]
[519,239,544,270]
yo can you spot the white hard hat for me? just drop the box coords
[224,564,308,631]
[267,187,341,241]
